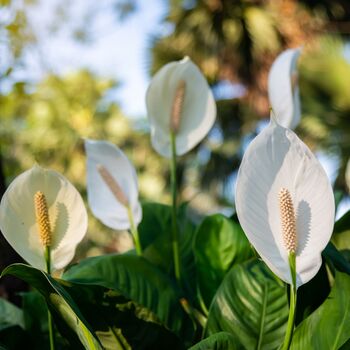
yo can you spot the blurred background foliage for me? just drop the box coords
[0,0,350,298]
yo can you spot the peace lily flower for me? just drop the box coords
[0,165,88,272]
[85,139,142,253]
[146,56,216,158]
[268,48,302,129]
[235,116,335,288]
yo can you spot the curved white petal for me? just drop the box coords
[235,118,334,287]
[268,48,302,129]
[0,165,88,271]
[146,56,217,158]
[85,139,142,230]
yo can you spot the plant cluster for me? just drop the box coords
[0,51,349,350]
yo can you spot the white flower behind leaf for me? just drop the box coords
[235,116,334,288]
[268,48,302,129]
[146,56,217,158]
[0,165,88,271]
[85,139,142,230]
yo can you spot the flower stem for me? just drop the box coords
[127,206,142,255]
[45,246,55,350]
[281,252,297,350]
[170,131,181,284]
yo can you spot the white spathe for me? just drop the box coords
[146,56,217,158]
[235,117,334,288]
[268,48,302,129]
[0,165,88,271]
[85,139,142,230]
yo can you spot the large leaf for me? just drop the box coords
[1,264,102,350]
[188,332,240,350]
[63,252,194,340]
[332,210,350,250]
[63,282,185,350]
[193,214,253,308]
[0,298,24,331]
[295,260,330,325]
[323,242,350,275]
[291,272,350,349]
[206,259,288,350]
[0,325,29,350]
[138,202,197,296]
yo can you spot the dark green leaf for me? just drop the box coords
[332,210,350,250]
[63,253,194,340]
[0,325,29,349]
[295,261,330,325]
[139,202,197,296]
[291,272,350,350]
[1,264,102,350]
[188,332,240,350]
[193,214,253,308]
[63,283,185,350]
[0,298,24,330]
[206,259,288,350]
[334,210,350,234]
[323,242,350,275]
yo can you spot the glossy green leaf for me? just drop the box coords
[323,242,350,275]
[63,283,185,350]
[193,214,253,308]
[332,210,350,250]
[291,272,350,350]
[295,261,330,325]
[0,298,24,330]
[139,201,197,295]
[188,332,240,350]
[206,259,288,350]
[1,263,102,350]
[63,253,194,340]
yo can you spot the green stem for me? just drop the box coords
[127,206,142,255]
[170,131,181,284]
[45,246,55,350]
[281,253,297,350]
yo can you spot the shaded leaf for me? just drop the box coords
[63,253,194,340]
[206,259,288,350]
[63,283,185,350]
[193,214,253,308]
[323,242,350,275]
[1,264,102,350]
[291,272,350,350]
[0,298,24,330]
[188,332,240,350]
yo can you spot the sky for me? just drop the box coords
[2,0,349,217]
[23,0,167,118]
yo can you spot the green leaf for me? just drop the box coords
[0,298,24,330]
[139,202,197,296]
[0,325,29,349]
[1,263,102,350]
[323,242,350,275]
[63,283,185,350]
[63,253,194,340]
[291,272,350,350]
[188,332,240,350]
[295,261,330,325]
[206,259,288,350]
[193,214,253,308]
[332,210,350,250]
